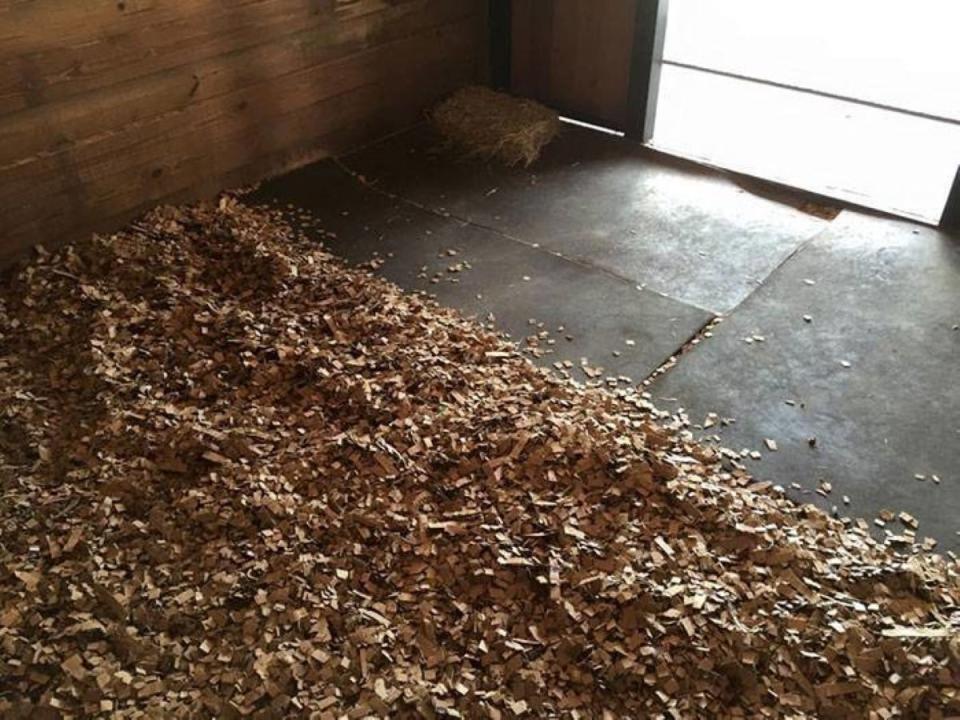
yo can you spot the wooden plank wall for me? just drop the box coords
[0,0,488,265]
[511,0,637,130]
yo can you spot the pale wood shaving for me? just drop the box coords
[0,198,958,718]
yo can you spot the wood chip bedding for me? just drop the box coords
[0,198,957,718]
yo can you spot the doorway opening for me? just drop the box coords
[650,0,960,224]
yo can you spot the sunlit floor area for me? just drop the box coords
[652,0,960,223]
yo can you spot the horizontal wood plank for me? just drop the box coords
[0,0,478,161]
[3,56,473,266]
[3,14,480,205]
[0,0,479,114]
[0,0,486,265]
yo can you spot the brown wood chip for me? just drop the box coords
[0,198,957,718]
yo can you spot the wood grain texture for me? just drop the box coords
[511,0,637,129]
[0,0,487,266]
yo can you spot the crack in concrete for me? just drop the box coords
[331,156,716,317]
[330,150,835,386]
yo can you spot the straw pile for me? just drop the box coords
[1,199,958,718]
[432,86,561,167]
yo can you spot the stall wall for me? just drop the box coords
[511,0,637,130]
[0,0,487,265]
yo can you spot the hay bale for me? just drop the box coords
[431,86,561,167]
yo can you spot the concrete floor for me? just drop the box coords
[249,123,960,552]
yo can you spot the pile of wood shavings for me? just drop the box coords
[0,198,957,719]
